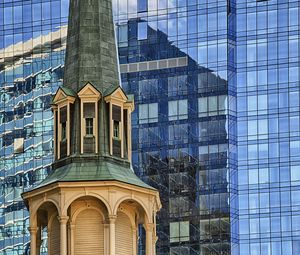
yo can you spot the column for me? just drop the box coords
[58,216,69,255]
[145,223,154,255]
[29,227,38,255]
[68,222,75,255]
[109,215,117,255]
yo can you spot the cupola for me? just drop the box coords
[22,1,161,255]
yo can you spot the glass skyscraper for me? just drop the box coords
[0,0,299,255]
[114,1,234,254]
[0,0,69,253]
[236,1,300,255]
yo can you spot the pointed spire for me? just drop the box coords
[64,0,120,93]
[22,0,159,199]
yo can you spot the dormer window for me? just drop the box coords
[52,87,76,160]
[105,87,134,160]
[78,83,101,154]
[60,115,68,158]
[83,103,95,137]
[59,105,69,158]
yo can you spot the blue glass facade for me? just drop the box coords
[114,1,235,254]
[0,0,299,255]
[0,1,69,253]
[236,0,300,254]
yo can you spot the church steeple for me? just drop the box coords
[34,0,148,191]
[22,1,161,255]
[50,0,133,160]
[64,0,120,93]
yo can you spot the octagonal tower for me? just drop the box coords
[22,1,161,255]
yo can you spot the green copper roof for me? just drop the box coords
[127,94,134,102]
[63,0,120,93]
[60,86,77,97]
[35,161,154,190]
[23,0,155,194]
[103,84,122,97]
[51,86,76,104]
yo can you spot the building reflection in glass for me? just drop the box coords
[0,1,237,254]
[0,1,68,252]
[117,19,234,254]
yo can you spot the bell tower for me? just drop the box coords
[22,1,161,255]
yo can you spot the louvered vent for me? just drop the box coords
[50,216,60,255]
[75,209,104,255]
[115,212,134,255]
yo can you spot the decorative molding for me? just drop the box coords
[104,87,127,104]
[58,216,69,225]
[78,82,101,100]
[52,89,76,106]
